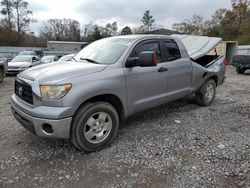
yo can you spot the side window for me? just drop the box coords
[131,42,162,62]
[164,41,181,61]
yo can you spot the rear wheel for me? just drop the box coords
[236,67,245,74]
[71,102,119,152]
[0,69,4,83]
[195,79,216,106]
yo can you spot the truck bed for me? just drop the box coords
[194,55,219,68]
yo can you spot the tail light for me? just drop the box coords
[223,59,228,66]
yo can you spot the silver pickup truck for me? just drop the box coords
[11,35,226,151]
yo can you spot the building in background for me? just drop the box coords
[0,46,43,58]
[44,41,89,56]
[213,41,238,64]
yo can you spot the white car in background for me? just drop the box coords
[58,54,75,62]
[18,50,41,60]
[18,51,37,56]
[7,55,41,75]
[41,55,60,64]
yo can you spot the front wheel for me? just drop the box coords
[0,69,4,83]
[236,67,245,74]
[70,102,119,152]
[195,79,216,106]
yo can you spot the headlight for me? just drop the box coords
[40,84,72,100]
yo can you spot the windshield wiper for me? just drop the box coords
[80,58,101,64]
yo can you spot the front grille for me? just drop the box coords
[9,66,19,69]
[15,79,33,105]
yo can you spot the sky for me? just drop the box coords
[28,0,232,33]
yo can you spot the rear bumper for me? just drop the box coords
[11,95,72,139]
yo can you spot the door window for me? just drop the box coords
[131,41,162,62]
[164,41,181,61]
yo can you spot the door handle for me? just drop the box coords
[158,67,168,72]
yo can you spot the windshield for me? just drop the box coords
[74,37,134,64]
[11,56,32,62]
[41,56,55,61]
[19,51,35,55]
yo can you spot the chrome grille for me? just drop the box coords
[15,79,33,105]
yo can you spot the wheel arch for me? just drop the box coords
[72,94,126,127]
[208,75,218,86]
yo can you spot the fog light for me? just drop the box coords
[42,124,54,134]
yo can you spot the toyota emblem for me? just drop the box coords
[18,87,23,96]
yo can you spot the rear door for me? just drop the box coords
[162,39,193,101]
[124,39,169,115]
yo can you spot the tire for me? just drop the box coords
[0,69,4,83]
[236,67,245,74]
[70,102,119,152]
[195,79,216,106]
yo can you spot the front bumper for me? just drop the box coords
[11,95,72,139]
[7,68,27,74]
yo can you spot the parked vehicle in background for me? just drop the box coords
[18,51,37,56]
[11,35,226,152]
[0,54,8,83]
[231,55,250,74]
[7,55,40,75]
[58,54,75,62]
[41,55,60,64]
[4,55,13,63]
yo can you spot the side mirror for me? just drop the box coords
[138,51,158,67]
[32,59,37,63]
[126,51,158,68]
[126,57,139,67]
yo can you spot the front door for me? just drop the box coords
[124,39,169,115]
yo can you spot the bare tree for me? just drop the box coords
[40,19,80,41]
[120,26,132,35]
[172,14,205,35]
[0,0,14,30]
[12,0,33,35]
[104,22,118,37]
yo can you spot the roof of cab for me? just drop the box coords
[110,34,222,60]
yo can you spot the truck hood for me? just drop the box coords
[19,61,107,84]
[171,34,222,60]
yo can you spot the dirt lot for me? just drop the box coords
[0,66,249,188]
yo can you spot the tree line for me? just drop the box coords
[0,1,156,47]
[0,0,249,47]
[172,0,250,44]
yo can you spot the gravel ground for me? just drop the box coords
[0,66,249,188]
